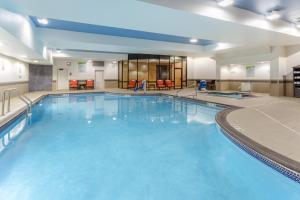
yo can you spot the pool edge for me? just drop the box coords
[216,108,300,183]
[0,94,47,132]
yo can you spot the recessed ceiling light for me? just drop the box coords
[265,11,281,21]
[20,55,27,58]
[295,22,300,28]
[33,60,39,63]
[258,61,270,64]
[37,18,49,25]
[190,38,198,43]
[217,0,234,7]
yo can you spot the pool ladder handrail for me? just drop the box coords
[1,88,16,116]
[19,95,32,115]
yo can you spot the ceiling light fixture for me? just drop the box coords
[20,55,27,58]
[217,0,234,7]
[56,49,62,53]
[295,22,300,29]
[265,11,281,21]
[0,41,4,46]
[190,38,198,43]
[37,18,49,25]
[295,17,300,28]
[33,60,39,63]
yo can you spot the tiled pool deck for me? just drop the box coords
[1,88,300,173]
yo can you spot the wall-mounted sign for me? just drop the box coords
[78,61,87,72]
[246,65,255,77]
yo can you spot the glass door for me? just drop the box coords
[122,61,128,88]
[175,68,182,89]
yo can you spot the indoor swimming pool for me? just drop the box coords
[0,93,299,200]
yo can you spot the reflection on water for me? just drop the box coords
[0,117,27,153]
[41,94,222,127]
[0,94,221,155]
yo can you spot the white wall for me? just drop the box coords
[220,63,270,80]
[187,54,271,81]
[53,58,118,81]
[0,54,28,83]
[187,57,216,80]
[104,62,118,80]
[0,7,45,59]
[215,47,274,81]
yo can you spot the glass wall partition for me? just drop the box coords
[118,61,122,88]
[174,57,182,89]
[182,58,187,87]
[118,54,187,89]
[158,56,170,81]
[138,59,148,81]
[148,59,158,83]
[122,60,129,88]
[129,59,137,81]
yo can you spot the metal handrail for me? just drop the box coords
[1,93,4,116]
[1,88,16,116]
[22,95,32,113]
[19,95,32,114]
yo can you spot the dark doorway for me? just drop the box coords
[156,65,169,80]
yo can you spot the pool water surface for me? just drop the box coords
[0,93,299,200]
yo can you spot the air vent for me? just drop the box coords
[92,61,104,66]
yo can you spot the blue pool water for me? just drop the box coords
[0,93,299,200]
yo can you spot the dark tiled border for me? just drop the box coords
[216,108,300,183]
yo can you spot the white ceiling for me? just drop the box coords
[0,0,300,62]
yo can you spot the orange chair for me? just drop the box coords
[69,80,78,90]
[128,80,136,89]
[165,80,174,89]
[156,80,165,90]
[86,80,94,89]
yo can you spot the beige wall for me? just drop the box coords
[217,80,270,93]
[0,82,28,98]
[285,82,294,97]
[105,80,118,88]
